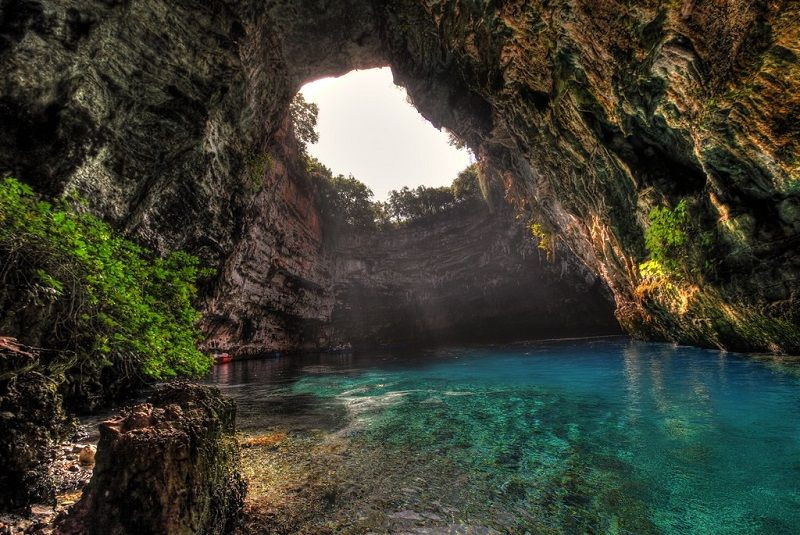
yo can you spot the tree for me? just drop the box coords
[325,174,377,229]
[451,164,482,202]
[445,128,468,150]
[290,93,319,150]
[387,185,456,222]
[372,201,393,229]
[310,157,378,231]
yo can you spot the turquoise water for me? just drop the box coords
[213,339,800,534]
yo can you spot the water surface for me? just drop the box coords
[212,338,800,534]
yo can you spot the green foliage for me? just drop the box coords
[306,156,385,232]
[290,93,320,151]
[0,178,212,385]
[451,164,482,202]
[529,220,557,261]
[637,259,666,279]
[445,129,468,151]
[246,152,273,191]
[319,172,379,230]
[387,185,456,222]
[640,200,690,278]
[308,156,488,231]
[371,201,394,229]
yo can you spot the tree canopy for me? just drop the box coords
[311,159,486,232]
[290,93,320,150]
[451,164,482,202]
[387,185,456,222]
[293,91,487,232]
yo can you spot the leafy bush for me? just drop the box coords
[640,200,690,278]
[0,178,212,402]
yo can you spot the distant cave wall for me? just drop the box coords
[328,201,620,348]
[1,0,798,354]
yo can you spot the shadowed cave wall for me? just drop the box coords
[1,0,798,353]
[327,202,619,349]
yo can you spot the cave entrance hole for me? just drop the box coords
[295,67,477,228]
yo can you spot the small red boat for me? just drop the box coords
[213,352,233,365]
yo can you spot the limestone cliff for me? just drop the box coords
[379,1,800,353]
[1,0,797,353]
[328,201,619,347]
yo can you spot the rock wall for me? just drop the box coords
[379,1,800,352]
[328,201,619,347]
[1,0,798,353]
[198,133,335,355]
[0,339,73,512]
[0,0,370,355]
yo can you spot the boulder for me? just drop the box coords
[57,382,245,535]
[77,446,95,467]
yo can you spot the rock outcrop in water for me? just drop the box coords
[56,382,245,535]
[1,0,797,353]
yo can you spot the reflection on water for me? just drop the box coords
[211,339,800,534]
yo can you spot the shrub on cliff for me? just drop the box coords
[639,199,717,280]
[0,178,212,408]
[640,200,691,277]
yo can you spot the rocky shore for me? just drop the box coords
[1,383,244,535]
[0,432,96,535]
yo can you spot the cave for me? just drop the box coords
[2,0,796,357]
[1,0,799,531]
[2,0,797,355]
[282,67,619,350]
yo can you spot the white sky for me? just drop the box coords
[300,68,473,201]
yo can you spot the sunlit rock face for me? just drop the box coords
[1,0,797,353]
[379,1,800,353]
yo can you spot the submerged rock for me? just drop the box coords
[56,382,245,535]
